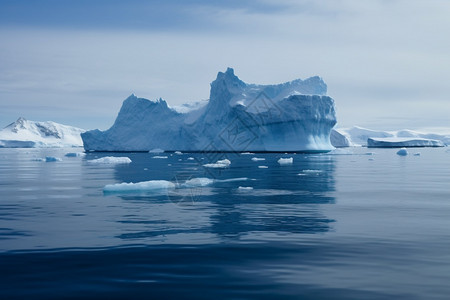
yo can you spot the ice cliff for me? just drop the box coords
[82,68,337,152]
[0,117,85,148]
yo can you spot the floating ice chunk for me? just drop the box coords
[152,156,168,159]
[413,152,421,156]
[251,157,265,161]
[302,169,323,173]
[65,152,85,157]
[216,177,248,183]
[187,157,195,160]
[104,180,175,193]
[241,152,254,155]
[369,158,375,161]
[88,156,132,164]
[149,148,164,153]
[174,151,183,155]
[45,156,61,162]
[203,159,231,168]
[365,152,375,156]
[238,186,253,190]
[278,157,293,165]
[258,166,268,169]
[368,137,444,148]
[183,177,214,187]
[396,148,408,156]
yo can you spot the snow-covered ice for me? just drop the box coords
[238,186,253,190]
[0,117,85,148]
[152,156,168,159]
[251,157,265,161]
[104,180,175,193]
[278,157,293,165]
[82,68,336,152]
[258,166,269,169]
[203,159,231,168]
[87,157,132,164]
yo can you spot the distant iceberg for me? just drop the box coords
[0,117,85,148]
[82,68,337,152]
[368,137,444,148]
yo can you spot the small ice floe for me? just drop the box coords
[104,180,175,193]
[396,148,408,156]
[258,166,269,169]
[45,156,62,162]
[278,157,293,165]
[31,158,46,162]
[365,152,375,156]
[298,169,322,175]
[174,151,183,155]
[183,177,214,187]
[368,158,375,161]
[187,157,195,160]
[168,164,172,166]
[203,159,231,168]
[413,152,421,156]
[241,152,254,155]
[87,156,132,164]
[238,186,253,190]
[149,148,164,153]
[65,152,85,157]
[251,157,265,161]
[152,156,168,159]
[178,159,182,161]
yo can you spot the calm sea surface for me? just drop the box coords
[1,147,449,299]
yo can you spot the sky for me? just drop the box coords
[0,0,449,131]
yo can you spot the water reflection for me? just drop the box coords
[110,153,336,243]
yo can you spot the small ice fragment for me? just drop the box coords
[144,168,148,170]
[65,152,85,157]
[238,186,253,190]
[302,169,322,173]
[278,157,293,165]
[183,177,214,187]
[365,152,375,156]
[149,148,164,153]
[31,158,45,162]
[187,157,195,160]
[168,164,172,166]
[174,151,183,155]
[152,156,168,159]
[258,166,268,169]
[396,148,408,156]
[178,159,182,161]
[413,152,421,156]
[45,156,61,162]
[369,158,375,161]
[203,159,231,168]
[88,157,132,164]
[241,152,254,155]
[251,157,265,161]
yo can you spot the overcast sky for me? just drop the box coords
[1,0,449,131]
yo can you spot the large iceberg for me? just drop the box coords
[82,68,337,152]
[0,117,85,148]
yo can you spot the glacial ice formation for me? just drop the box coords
[82,68,337,152]
[367,137,444,148]
[0,117,85,148]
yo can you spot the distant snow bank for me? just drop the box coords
[332,126,450,148]
[0,117,85,148]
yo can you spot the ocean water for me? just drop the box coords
[1,147,449,299]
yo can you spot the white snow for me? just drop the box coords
[104,180,175,193]
[0,117,85,148]
[87,156,132,164]
[397,148,408,156]
[278,157,293,165]
[203,159,231,168]
[82,68,336,152]
[251,157,265,161]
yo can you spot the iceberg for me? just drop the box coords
[87,156,132,164]
[0,117,85,148]
[278,157,293,165]
[396,148,408,156]
[82,68,337,152]
[335,126,450,147]
[104,180,175,193]
[368,137,444,148]
[203,158,231,168]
